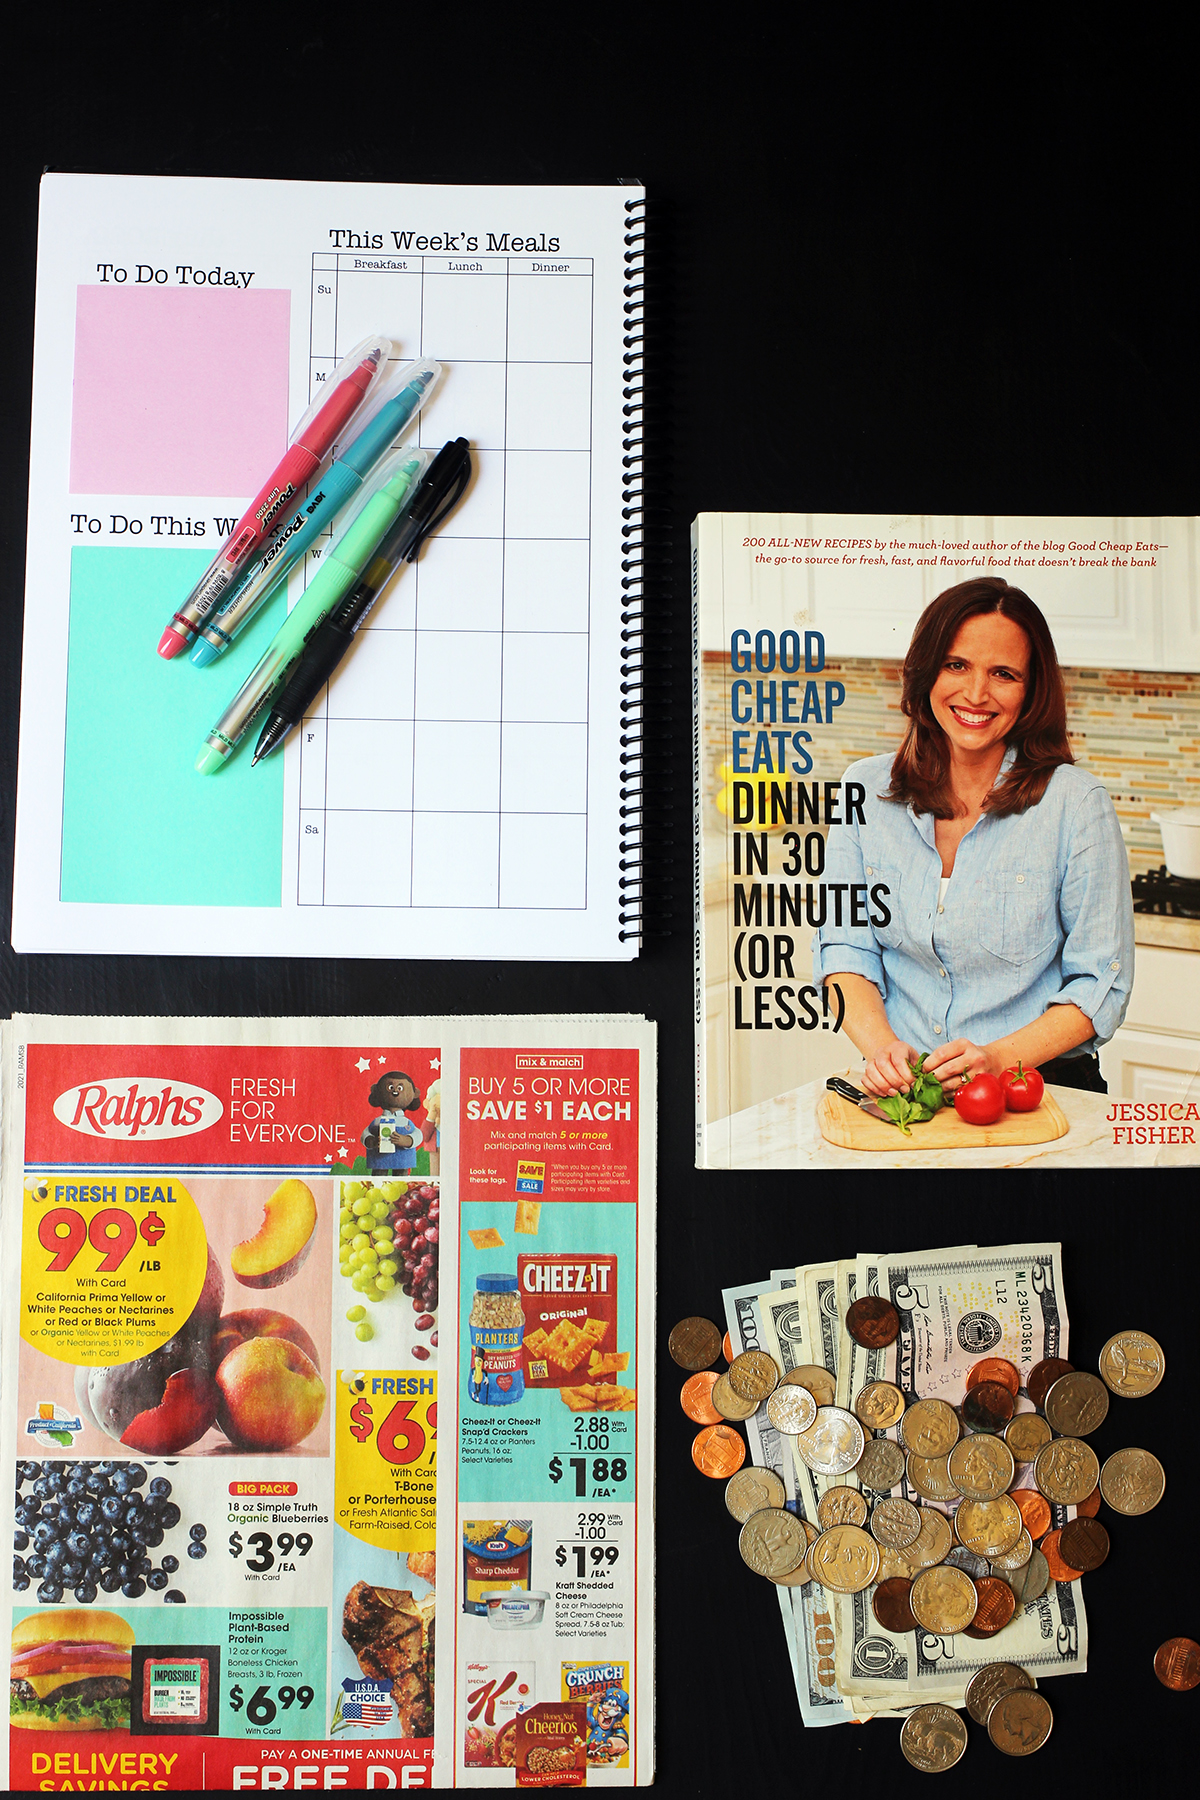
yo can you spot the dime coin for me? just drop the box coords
[955,1496,1023,1558]
[845,1295,901,1348]
[965,1661,1035,1726]
[900,1703,968,1773]
[1099,1328,1165,1397]
[680,1370,722,1424]
[808,1523,880,1592]
[911,1564,978,1633]
[858,1436,906,1493]
[1005,1547,1050,1605]
[948,1434,1015,1500]
[669,1315,723,1371]
[870,1496,922,1549]
[988,1688,1053,1755]
[766,1382,818,1435]
[989,1528,1033,1574]
[899,1397,960,1457]
[853,1380,906,1431]
[817,1485,868,1530]
[724,1465,785,1521]
[1011,1489,1051,1540]
[943,1545,990,1580]
[728,1349,780,1403]
[1154,1638,1200,1691]
[965,1357,1021,1397]
[964,1576,1017,1639]
[1034,1436,1100,1506]
[962,1381,1016,1433]
[1099,1446,1166,1515]
[873,1576,917,1633]
[782,1363,836,1408]
[1005,1412,1052,1462]
[794,1406,866,1476]
[1027,1357,1073,1408]
[906,1450,962,1503]
[691,1423,746,1478]
[1074,1485,1101,1518]
[1040,1528,1083,1583]
[1044,1369,1109,1436]
[1059,1516,1110,1572]
[738,1506,807,1579]
[711,1371,759,1422]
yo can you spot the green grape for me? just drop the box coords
[365,1287,381,1302]
[381,1182,404,1203]
[346,1305,366,1322]
[379,1257,398,1276]
[343,1182,364,1202]
[351,1233,371,1251]
[372,1225,393,1242]
[347,1252,363,1273]
[371,1199,389,1219]
[375,1273,396,1291]
[340,1221,357,1241]
[359,1249,379,1270]
[339,1205,354,1223]
[355,1321,375,1342]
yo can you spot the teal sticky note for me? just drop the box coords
[61,545,285,907]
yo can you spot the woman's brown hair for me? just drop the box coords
[886,577,1072,817]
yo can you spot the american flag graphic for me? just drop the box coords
[342,1701,392,1726]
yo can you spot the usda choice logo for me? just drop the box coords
[52,1077,224,1140]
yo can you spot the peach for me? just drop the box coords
[212,1309,321,1373]
[232,1178,318,1289]
[216,1335,326,1450]
[81,1247,224,1453]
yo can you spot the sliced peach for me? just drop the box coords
[231,1178,318,1288]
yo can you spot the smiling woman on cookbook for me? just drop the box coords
[813,578,1134,1099]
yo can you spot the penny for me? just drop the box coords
[1059,1516,1110,1572]
[845,1295,901,1349]
[873,1576,918,1633]
[1044,1370,1109,1436]
[711,1371,759,1422]
[906,1449,961,1503]
[1011,1489,1052,1541]
[817,1485,868,1530]
[870,1496,922,1549]
[728,1348,780,1404]
[859,1437,907,1493]
[793,1406,866,1476]
[724,1465,785,1522]
[965,1357,1021,1397]
[1099,1446,1166,1515]
[680,1370,722,1424]
[669,1315,723,1371]
[988,1688,1053,1756]
[1005,1412,1052,1463]
[943,1546,990,1580]
[691,1423,746,1478]
[738,1506,807,1579]
[900,1704,968,1774]
[962,1381,1016,1434]
[1005,1547,1050,1605]
[964,1576,1017,1639]
[1039,1528,1083,1584]
[722,1330,733,1362]
[955,1496,1023,1558]
[783,1364,836,1408]
[965,1661,1035,1726]
[899,1397,960,1457]
[766,1383,818,1435]
[1034,1436,1100,1506]
[854,1379,906,1431]
[1027,1357,1073,1408]
[948,1434,1015,1500]
[911,1564,978,1633]
[1074,1485,1102,1519]
[1154,1638,1200,1691]
[1099,1328,1165,1398]
[808,1523,880,1593]
[989,1528,1033,1574]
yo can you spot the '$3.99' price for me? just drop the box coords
[228,1683,314,1725]
[349,1396,437,1464]
[228,1530,313,1572]
[548,1455,628,1495]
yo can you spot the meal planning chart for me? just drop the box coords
[14,175,641,959]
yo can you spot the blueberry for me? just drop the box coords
[66,1463,87,1482]
[163,1589,186,1604]
[97,1459,116,1475]
[46,1542,68,1567]
[14,1556,27,1579]
[75,1501,99,1528]
[85,1472,107,1496]
[121,1578,146,1598]
[160,1504,181,1530]
[126,1465,147,1488]
[36,1580,64,1603]
[100,1496,123,1522]
[161,1555,179,1573]
[33,1522,56,1548]
[65,1478,88,1500]
[89,1548,107,1571]
[149,1478,172,1499]
[67,1530,91,1558]
[13,1574,30,1592]
[26,1553,48,1579]
[17,1459,38,1483]
[147,1570,168,1591]
[99,1570,122,1593]
[59,1560,84,1584]
[14,1531,30,1553]
[187,1541,207,1560]
[142,1525,164,1549]
[189,1524,207,1541]
[73,1583,98,1604]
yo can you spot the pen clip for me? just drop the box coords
[403,451,472,562]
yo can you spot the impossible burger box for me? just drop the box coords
[518,1254,617,1390]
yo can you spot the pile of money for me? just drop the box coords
[673,1245,1171,1760]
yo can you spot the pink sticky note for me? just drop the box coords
[70,284,291,497]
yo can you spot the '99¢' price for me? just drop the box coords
[38,1207,165,1271]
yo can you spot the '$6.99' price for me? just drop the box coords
[228,1684,314,1725]
[349,1396,437,1464]
[548,1455,628,1495]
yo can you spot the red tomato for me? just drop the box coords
[953,1070,1006,1126]
[1001,1060,1045,1112]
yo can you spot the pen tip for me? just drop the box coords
[158,625,189,659]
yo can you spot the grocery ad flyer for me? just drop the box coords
[1,1015,655,1791]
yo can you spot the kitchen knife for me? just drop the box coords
[826,1076,893,1122]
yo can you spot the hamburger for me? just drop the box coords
[10,1609,133,1732]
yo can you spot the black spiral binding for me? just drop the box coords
[618,191,646,944]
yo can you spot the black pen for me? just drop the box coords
[252,438,473,764]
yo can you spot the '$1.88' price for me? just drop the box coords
[548,1455,628,1496]
[228,1683,314,1725]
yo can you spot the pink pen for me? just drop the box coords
[157,334,390,658]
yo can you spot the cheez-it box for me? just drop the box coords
[518,1253,617,1389]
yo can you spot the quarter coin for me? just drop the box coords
[680,1370,722,1424]
[899,1397,960,1457]
[766,1383,817,1435]
[1099,1447,1166,1515]
[873,1576,917,1633]
[728,1348,780,1404]
[988,1688,1053,1755]
[711,1371,759,1421]
[858,1437,906,1493]
[1099,1329,1165,1397]
[948,1433,1014,1500]
[900,1704,968,1773]
[965,1661,1034,1726]
[1034,1436,1100,1506]
[793,1406,866,1476]
[669,1315,723,1371]
[808,1523,880,1593]
[962,1381,1016,1433]
[955,1496,1023,1558]
[1011,1489,1051,1540]
[1005,1547,1050,1605]
[964,1576,1017,1639]
[738,1506,807,1579]
[965,1357,1021,1397]
[854,1379,906,1431]
[906,1449,961,1502]
[782,1363,836,1407]
[989,1528,1033,1574]
[910,1565,978,1633]
[1059,1516,1110,1572]
[724,1465,785,1522]
[845,1295,901,1348]
[1005,1413,1052,1463]
[907,1507,954,1571]
[1039,1528,1083,1584]
[1154,1638,1200,1691]
[817,1485,868,1530]
[1027,1357,1073,1408]
[691,1423,746,1478]
[870,1496,922,1549]
[1044,1370,1109,1436]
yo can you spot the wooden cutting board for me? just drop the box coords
[817,1081,1070,1151]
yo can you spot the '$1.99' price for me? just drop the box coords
[555,1543,620,1577]
[548,1455,628,1496]
[228,1684,314,1725]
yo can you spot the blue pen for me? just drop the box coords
[190,357,442,664]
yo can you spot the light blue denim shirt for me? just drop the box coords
[812,750,1134,1056]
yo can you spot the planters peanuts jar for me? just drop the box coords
[468,1274,526,1406]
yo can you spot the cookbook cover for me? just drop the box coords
[693,512,1200,1170]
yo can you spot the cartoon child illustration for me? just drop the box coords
[586,1686,629,1762]
[422,1079,441,1175]
[362,1070,423,1173]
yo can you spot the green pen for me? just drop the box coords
[195,449,429,774]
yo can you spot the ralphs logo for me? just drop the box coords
[52,1078,224,1140]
